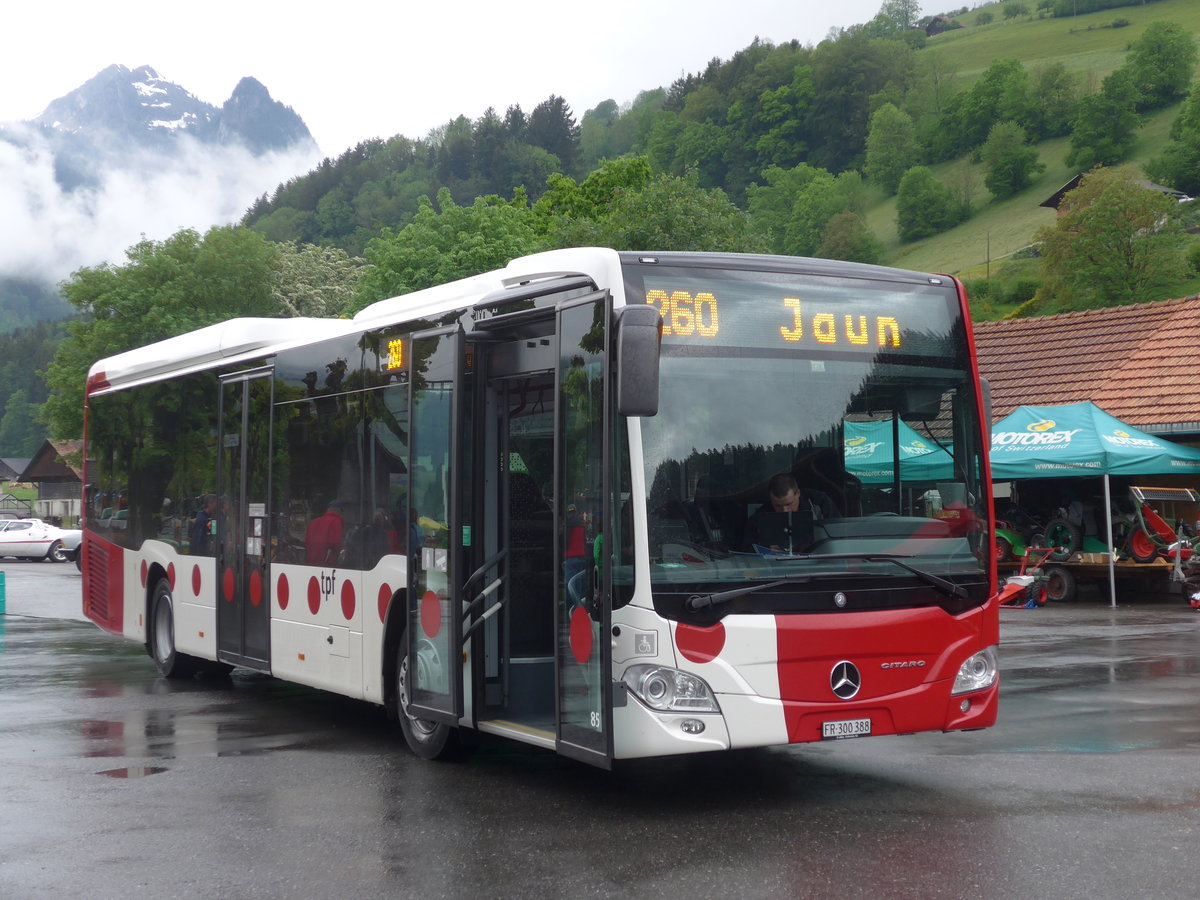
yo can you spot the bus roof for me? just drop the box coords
[86,247,950,393]
[87,248,627,392]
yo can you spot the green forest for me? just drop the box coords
[5,0,1200,453]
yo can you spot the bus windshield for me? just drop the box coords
[623,259,989,616]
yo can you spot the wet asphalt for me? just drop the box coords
[2,560,1199,899]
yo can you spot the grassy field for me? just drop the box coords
[866,0,1200,316]
[929,0,1200,83]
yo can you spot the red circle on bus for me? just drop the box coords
[569,606,593,664]
[222,568,236,603]
[191,565,201,597]
[140,560,148,588]
[341,580,355,620]
[167,562,176,590]
[420,591,441,638]
[676,621,726,663]
[377,584,391,623]
[277,573,289,610]
[307,577,321,616]
[249,569,262,607]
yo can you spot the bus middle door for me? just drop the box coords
[216,367,274,670]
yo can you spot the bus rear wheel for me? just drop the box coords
[395,632,459,760]
[150,579,201,679]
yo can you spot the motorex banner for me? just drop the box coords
[990,402,1200,479]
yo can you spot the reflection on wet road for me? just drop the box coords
[2,602,1199,899]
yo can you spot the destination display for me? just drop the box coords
[382,335,406,372]
[634,270,959,356]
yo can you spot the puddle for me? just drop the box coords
[96,766,168,778]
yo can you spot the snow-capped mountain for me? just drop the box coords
[0,64,322,325]
[32,64,315,153]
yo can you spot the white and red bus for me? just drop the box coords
[82,248,999,768]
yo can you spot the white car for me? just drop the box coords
[0,517,82,563]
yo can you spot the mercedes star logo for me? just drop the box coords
[830,661,861,700]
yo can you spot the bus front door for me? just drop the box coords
[405,326,467,727]
[553,293,615,768]
[469,291,614,768]
[216,368,274,670]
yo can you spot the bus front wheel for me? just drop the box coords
[395,633,459,760]
[150,579,200,679]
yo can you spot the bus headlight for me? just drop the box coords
[952,646,998,695]
[622,665,720,713]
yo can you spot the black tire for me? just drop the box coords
[996,535,1014,564]
[395,631,459,760]
[1044,565,1077,602]
[45,540,68,563]
[149,578,201,679]
[1043,518,1082,562]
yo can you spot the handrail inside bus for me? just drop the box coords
[463,548,507,594]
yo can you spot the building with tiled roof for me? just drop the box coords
[18,439,83,524]
[974,295,1200,437]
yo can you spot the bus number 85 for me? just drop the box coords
[646,290,719,338]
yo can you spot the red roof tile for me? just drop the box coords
[974,296,1200,431]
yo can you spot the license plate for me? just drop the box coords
[822,717,871,740]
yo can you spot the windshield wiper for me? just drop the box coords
[782,552,969,600]
[684,554,969,612]
[686,580,788,612]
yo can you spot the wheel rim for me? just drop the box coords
[154,594,174,664]
[397,652,437,739]
[1130,529,1155,559]
[1045,524,1069,550]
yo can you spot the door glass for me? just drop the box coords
[216,373,273,667]
[407,330,462,722]
[217,380,244,658]
[557,296,610,762]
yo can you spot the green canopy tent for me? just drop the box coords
[843,418,954,484]
[990,402,1200,605]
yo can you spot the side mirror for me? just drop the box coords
[615,304,662,417]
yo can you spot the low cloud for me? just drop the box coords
[0,124,319,285]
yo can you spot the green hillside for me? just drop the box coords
[873,104,1176,274]
[934,0,1200,81]
[881,0,1200,289]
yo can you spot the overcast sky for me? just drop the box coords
[3,0,889,156]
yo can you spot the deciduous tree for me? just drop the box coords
[1066,70,1139,170]
[1122,20,1198,111]
[817,211,884,264]
[1145,81,1200,195]
[350,188,544,313]
[865,103,918,195]
[1036,167,1189,309]
[981,121,1045,199]
[43,226,282,438]
[895,166,962,242]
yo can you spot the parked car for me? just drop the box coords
[0,517,82,562]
